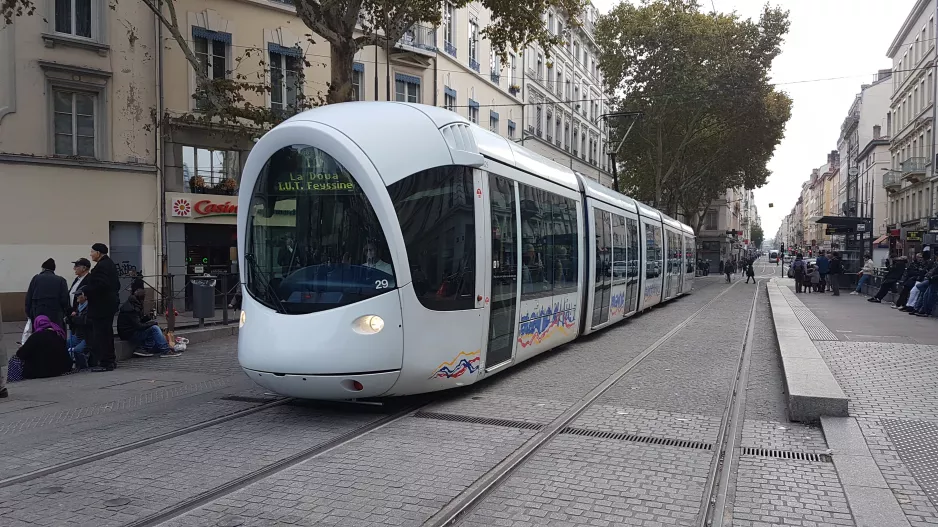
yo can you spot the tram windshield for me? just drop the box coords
[244,144,395,314]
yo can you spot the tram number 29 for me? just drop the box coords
[375,279,390,290]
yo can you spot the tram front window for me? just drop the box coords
[245,144,395,314]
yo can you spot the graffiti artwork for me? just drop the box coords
[518,298,577,348]
[609,291,626,318]
[429,350,482,379]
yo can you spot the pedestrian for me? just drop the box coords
[66,286,92,369]
[68,258,92,313]
[83,243,121,372]
[869,256,907,304]
[791,253,806,293]
[829,252,843,296]
[24,259,70,330]
[724,257,734,283]
[745,260,756,283]
[816,252,830,292]
[912,256,938,317]
[0,302,8,399]
[808,265,821,292]
[117,283,180,357]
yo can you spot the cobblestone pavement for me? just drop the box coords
[1,273,858,527]
[791,285,938,526]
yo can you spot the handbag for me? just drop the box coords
[20,318,32,344]
[787,267,794,278]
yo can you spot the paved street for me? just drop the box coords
[1,261,936,526]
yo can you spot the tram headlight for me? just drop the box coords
[352,315,384,334]
[239,310,246,328]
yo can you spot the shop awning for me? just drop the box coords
[873,234,890,246]
[814,216,873,226]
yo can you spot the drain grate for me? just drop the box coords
[560,427,713,451]
[742,447,832,463]
[220,396,278,404]
[412,411,544,430]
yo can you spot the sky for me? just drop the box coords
[590,0,916,239]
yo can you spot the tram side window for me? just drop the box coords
[686,236,695,273]
[388,166,476,311]
[669,231,682,276]
[611,214,627,285]
[551,193,579,294]
[645,224,662,278]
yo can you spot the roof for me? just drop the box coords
[887,0,932,58]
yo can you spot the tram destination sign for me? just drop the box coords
[273,172,357,194]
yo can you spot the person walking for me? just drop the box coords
[724,257,735,283]
[745,259,756,283]
[24,259,70,330]
[829,252,843,296]
[83,243,121,372]
[851,253,876,295]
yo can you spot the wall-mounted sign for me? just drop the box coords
[929,218,938,234]
[906,230,924,242]
[166,192,238,223]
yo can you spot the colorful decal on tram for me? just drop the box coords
[429,350,482,379]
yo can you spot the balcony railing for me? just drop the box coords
[443,40,456,56]
[900,157,926,181]
[396,24,437,55]
[490,72,500,84]
[882,171,901,190]
[469,57,480,72]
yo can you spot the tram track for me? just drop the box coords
[421,279,746,527]
[0,396,293,489]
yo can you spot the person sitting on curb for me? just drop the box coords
[868,256,907,304]
[66,286,92,369]
[15,315,73,379]
[117,281,180,358]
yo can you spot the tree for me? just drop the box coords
[750,221,764,249]
[295,0,586,104]
[595,0,792,232]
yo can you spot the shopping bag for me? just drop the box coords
[174,337,189,352]
[20,318,32,344]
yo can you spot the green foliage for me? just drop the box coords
[595,0,792,231]
[296,0,587,104]
[750,221,764,249]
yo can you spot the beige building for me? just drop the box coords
[0,0,612,317]
[0,1,159,319]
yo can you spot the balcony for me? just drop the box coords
[469,57,480,72]
[443,40,456,57]
[900,157,926,183]
[882,171,901,192]
[490,72,500,84]
[395,24,436,56]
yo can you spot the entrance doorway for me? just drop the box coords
[109,222,143,305]
[485,173,518,369]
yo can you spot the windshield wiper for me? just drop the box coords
[245,253,287,314]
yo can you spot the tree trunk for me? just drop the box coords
[328,43,358,105]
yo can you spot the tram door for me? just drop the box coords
[484,173,519,368]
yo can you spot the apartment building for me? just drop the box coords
[0,0,612,317]
[886,0,938,254]
[0,1,160,319]
[696,188,751,268]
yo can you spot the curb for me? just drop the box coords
[117,325,238,361]
[767,280,848,422]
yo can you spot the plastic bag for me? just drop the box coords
[20,318,32,344]
[174,337,189,353]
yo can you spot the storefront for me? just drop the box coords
[164,192,239,310]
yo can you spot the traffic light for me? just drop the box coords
[780,243,785,253]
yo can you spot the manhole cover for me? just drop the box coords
[38,486,63,494]
[103,498,131,507]
[217,516,244,527]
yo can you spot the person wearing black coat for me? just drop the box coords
[897,254,926,311]
[25,259,70,329]
[16,323,72,379]
[83,243,121,371]
[869,257,907,303]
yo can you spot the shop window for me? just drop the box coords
[388,166,476,311]
[183,146,240,195]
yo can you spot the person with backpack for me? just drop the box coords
[791,254,806,293]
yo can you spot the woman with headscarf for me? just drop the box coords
[15,315,72,379]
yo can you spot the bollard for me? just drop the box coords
[222,273,229,326]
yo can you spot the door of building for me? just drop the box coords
[109,222,143,305]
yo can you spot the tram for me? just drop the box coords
[236,102,696,399]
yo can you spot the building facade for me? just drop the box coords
[885,0,938,254]
[0,1,160,319]
[0,0,612,318]
[697,188,751,269]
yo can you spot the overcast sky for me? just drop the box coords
[590,0,915,239]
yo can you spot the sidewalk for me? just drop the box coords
[774,278,938,527]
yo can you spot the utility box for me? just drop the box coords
[190,278,216,319]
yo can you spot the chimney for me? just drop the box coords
[873,125,881,138]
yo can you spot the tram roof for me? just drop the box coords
[579,177,638,214]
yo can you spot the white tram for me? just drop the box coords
[237,102,696,399]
